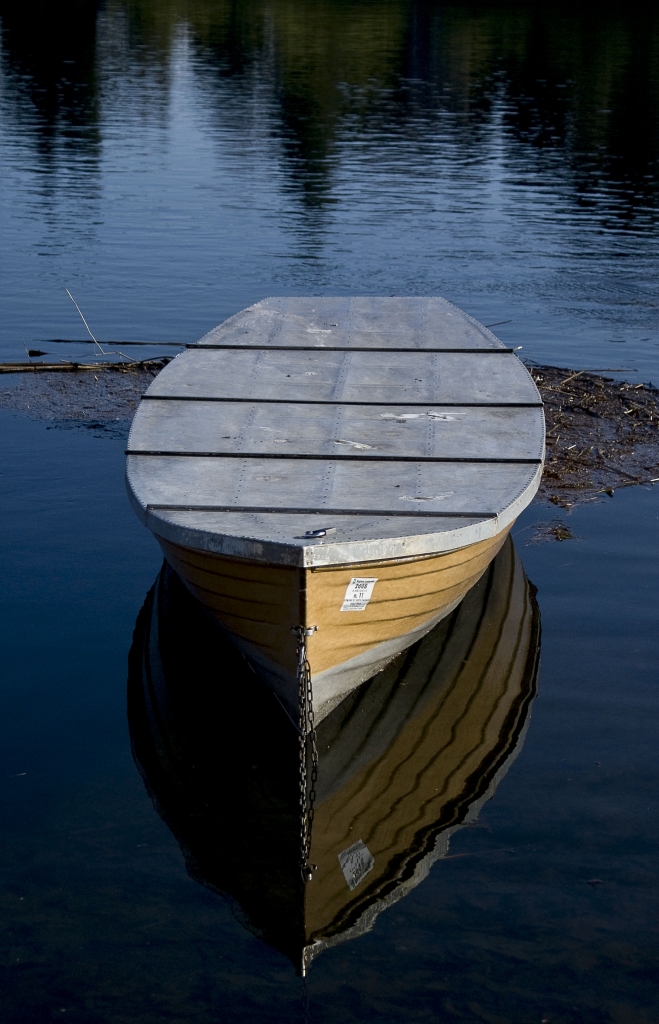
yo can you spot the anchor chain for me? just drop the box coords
[293,625,318,883]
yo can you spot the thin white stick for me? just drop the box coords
[64,288,106,356]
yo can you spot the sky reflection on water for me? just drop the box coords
[0,0,658,373]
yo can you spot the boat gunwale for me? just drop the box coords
[126,477,538,566]
[158,529,509,575]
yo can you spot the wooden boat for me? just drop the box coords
[126,296,544,722]
[128,536,540,974]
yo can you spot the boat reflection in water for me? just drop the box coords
[128,536,540,975]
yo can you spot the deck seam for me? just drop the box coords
[128,451,541,463]
[140,397,542,408]
[187,345,516,353]
[145,504,496,518]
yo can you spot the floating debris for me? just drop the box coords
[530,364,659,508]
[0,356,170,374]
[0,363,164,432]
[527,521,576,544]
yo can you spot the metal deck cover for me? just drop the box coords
[126,297,545,566]
[195,296,508,350]
[144,349,538,404]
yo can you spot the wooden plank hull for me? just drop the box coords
[158,528,510,720]
[304,535,539,962]
[128,535,540,973]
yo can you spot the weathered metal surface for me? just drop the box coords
[126,297,544,564]
[129,402,544,460]
[196,296,506,350]
[144,349,538,404]
[128,456,538,512]
[127,460,542,566]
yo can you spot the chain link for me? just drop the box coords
[293,626,318,883]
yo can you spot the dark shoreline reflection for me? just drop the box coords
[1,1,658,221]
[0,0,101,163]
[128,537,540,974]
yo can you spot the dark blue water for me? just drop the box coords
[1,2,659,1021]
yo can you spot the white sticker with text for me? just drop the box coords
[338,840,375,891]
[340,577,378,612]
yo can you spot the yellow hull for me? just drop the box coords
[305,536,538,954]
[158,528,510,718]
[128,535,540,972]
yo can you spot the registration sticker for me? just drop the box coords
[340,577,378,612]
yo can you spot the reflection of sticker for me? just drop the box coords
[338,840,374,891]
[341,577,378,611]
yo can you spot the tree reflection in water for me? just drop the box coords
[1,0,657,221]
